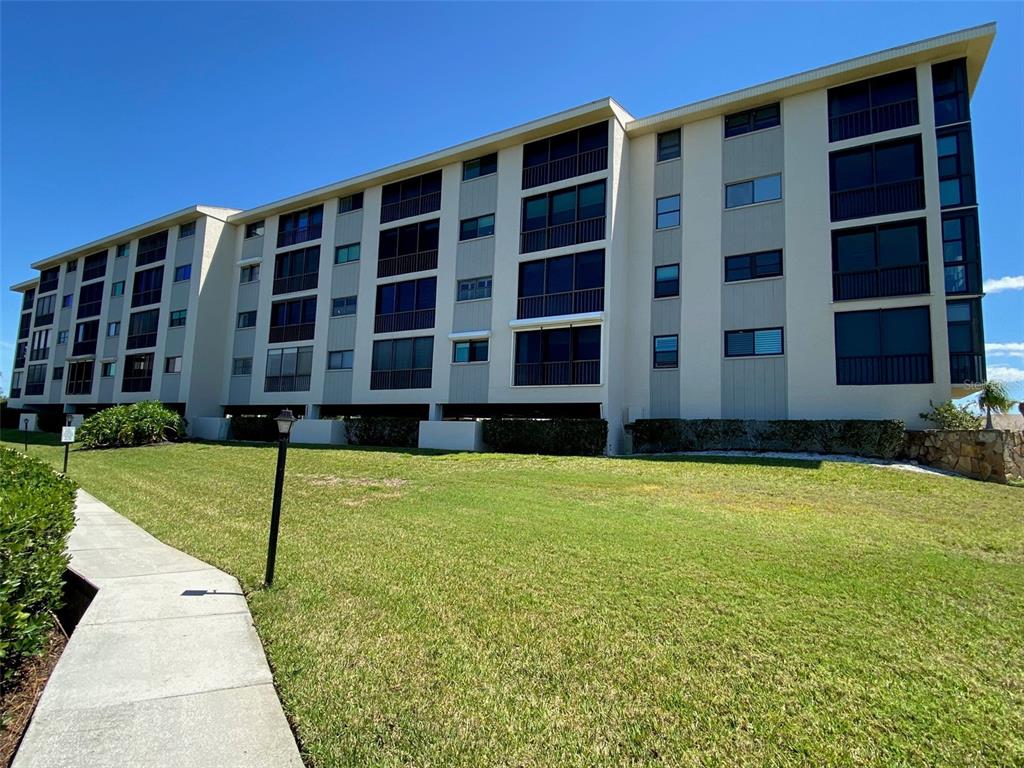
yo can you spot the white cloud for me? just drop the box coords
[983,275,1024,294]
[986,342,1024,358]
[987,365,1024,383]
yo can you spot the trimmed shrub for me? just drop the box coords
[482,418,608,456]
[629,418,906,459]
[920,400,983,430]
[344,416,420,448]
[0,399,20,431]
[78,401,186,449]
[229,415,279,442]
[0,448,76,691]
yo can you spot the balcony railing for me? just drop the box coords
[66,379,92,396]
[77,301,102,319]
[370,368,432,390]
[522,147,608,190]
[272,272,319,295]
[38,279,59,294]
[836,353,932,385]
[520,216,606,254]
[126,332,158,350]
[121,375,153,393]
[517,287,604,319]
[373,308,435,334]
[29,347,49,362]
[35,312,54,327]
[514,359,600,386]
[72,338,97,357]
[82,263,106,282]
[380,192,441,224]
[268,323,315,344]
[25,382,45,396]
[377,249,438,278]
[832,263,929,301]
[14,354,25,369]
[829,99,919,142]
[276,224,322,249]
[949,353,985,385]
[830,179,924,221]
[132,289,162,308]
[264,374,311,392]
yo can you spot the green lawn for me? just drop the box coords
[5,430,1023,767]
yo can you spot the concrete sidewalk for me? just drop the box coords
[13,490,303,768]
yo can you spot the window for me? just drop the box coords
[136,230,168,266]
[725,250,783,283]
[277,205,323,248]
[122,353,155,392]
[132,265,164,307]
[827,68,918,141]
[453,339,488,363]
[514,325,600,386]
[936,126,976,208]
[829,136,924,221]
[36,294,56,324]
[725,327,784,357]
[332,296,357,317]
[522,122,607,188]
[654,264,680,298]
[327,350,354,370]
[237,310,257,329]
[73,320,99,356]
[77,282,103,318]
[834,307,932,385]
[25,364,47,395]
[232,357,253,376]
[725,174,782,208]
[38,267,59,294]
[380,170,442,223]
[66,360,95,395]
[21,288,34,311]
[127,309,160,349]
[165,356,182,374]
[657,129,681,162]
[653,335,679,368]
[520,180,606,254]
[174,264,192,282]
[947,298,985,383]
[240,264,261,283]
[101,361,116,378]
[169,309,187,328]
[107,321,120,337]
[57,330,68,345]
[831,220,928,300]
[370,337,433,389]
[932,58,969,127]
[338,192,363,213]
[62,293,73,309]
[334,243,361,264]
[655,195,680,229]
[269,297,317,343]
[14,341,26,368]
[375,277,436,333]
[457,276,492,302]
[942,210,981,295]
[117,243,130,259]
[30,329,50,361]
[179,221,196,238]
[724,103,780,137]
[66,259,77,273]
[17,313,30,340]
[463,153,497,181]
[52,366,63,381]
[83,251,107,282]
[377,220,439,276]
[265,346,314,392]
[459,214,495,241]
[273,245,320,294]
[518,250,604,318]
[111,280,125,296]
[245,220,265,239]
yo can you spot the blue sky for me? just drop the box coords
[2,2,1021,400]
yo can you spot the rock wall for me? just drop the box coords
[904,429,1024,484]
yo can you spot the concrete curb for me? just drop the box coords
[13,490,303,768]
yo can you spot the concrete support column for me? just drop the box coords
[429,403,443,421]
[305,404,320,420]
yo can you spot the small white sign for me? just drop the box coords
[61,426,77,444]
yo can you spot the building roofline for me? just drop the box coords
[626,22,996,135]
[10,278,39,293]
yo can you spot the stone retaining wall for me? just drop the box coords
[904,429,1024,483]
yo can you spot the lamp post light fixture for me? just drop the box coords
[264,409,297,587]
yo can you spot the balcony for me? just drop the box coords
[38,278,59,294]
[377,249,438,279]
[126,332,157,350]
[121,375,153,393]
[10,388,20,399]
[520,216,605,255]
[830,179,924,221]
[29,347,49,362]
[522,147,608,190]
[370,368,432,390]
[72,338,97,357]
[829,99,919,142]
[517,287,604,320]
[268,323,315,344]
[25,381,45,396]
[264,374,311,392]
[35,312,54,327]
[380,192,441,224]
[950,353,985,385]
[82,263,106,282]
[832,264,929,301]
[374,309,435,334]
[836,353,932,385]
[132,289,162,308]
[276,224,322,249]
[514,360,600,386]
[66,379,92,396]
[14,354,25,369]
[272,272,318,296]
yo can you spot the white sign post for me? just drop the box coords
[61,426,76,475]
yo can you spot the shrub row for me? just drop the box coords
[482,418,608,456]
[629,418,906,459]
[78,401,185,449]
[344,416,420,448]
[0,448,76,691]
[228,414,280,442]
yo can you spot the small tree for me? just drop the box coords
[977,380,1016,429]
[920,400,982,430]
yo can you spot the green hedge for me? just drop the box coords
[629,418,906,459]
[344,416,419,448]
[78,401,186,449]
[229,414,279,442]
[1,448,76,691]
[482,418,608,456]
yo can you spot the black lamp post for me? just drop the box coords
[23,418,29,452]
[264,409,297,587]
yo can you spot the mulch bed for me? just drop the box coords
[1,625,67,767]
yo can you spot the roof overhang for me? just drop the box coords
[10,278,39,293]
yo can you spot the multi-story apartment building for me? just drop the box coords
[7,25,993,452]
